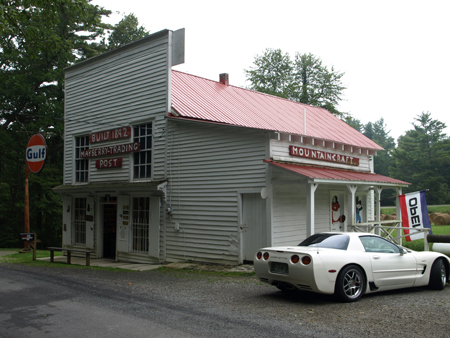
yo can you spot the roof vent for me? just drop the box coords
[219,73,229,86]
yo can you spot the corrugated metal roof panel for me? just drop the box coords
[171,71,383,150]
[264,160,410,185]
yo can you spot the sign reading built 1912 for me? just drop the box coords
[289,145,360,166]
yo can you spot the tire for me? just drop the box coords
[335,265,366,302]
[429,258,447,290]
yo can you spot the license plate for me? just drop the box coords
[270,262,289,275]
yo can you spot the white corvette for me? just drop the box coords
[254,232,449,302]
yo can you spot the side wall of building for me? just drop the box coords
[164,120,268,264]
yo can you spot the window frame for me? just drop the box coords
[74,135,90,183]
[359,235,400,254]
[73,197,87,245]
[132,122,153,180]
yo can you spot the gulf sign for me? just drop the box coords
[26,134,47,173]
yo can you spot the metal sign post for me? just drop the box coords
[20,233,41,260]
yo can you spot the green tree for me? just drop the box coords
[0,0,113,247]
[107,13,149,50]
[245,48,346,117]
[346,116,363,133]
[365,118,395,177]
[390,112,450,204]
[0,1,152,248]
[362,118,396,205]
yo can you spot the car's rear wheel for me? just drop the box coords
[429,258,447,290]
[335,265,366,302]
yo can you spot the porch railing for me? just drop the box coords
[350,220,431,251]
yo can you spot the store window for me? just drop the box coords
[133,123,152,179]
[75,136,89,182]
[132,197,149,253]
[74,198,86,245]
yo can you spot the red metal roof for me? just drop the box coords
[171,71,383,151]
[264,160,410,185]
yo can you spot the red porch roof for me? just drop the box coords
[171,71,383,151]
[264,160,410,186]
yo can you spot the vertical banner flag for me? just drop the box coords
[399,190,432,241]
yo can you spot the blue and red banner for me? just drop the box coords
[399,190,432,241]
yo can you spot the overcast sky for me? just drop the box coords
[92,0,450,141]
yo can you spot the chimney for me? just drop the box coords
[219,73,229,86]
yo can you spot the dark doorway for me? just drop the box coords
[103,204,117,259]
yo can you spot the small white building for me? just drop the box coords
[53,29,409,265]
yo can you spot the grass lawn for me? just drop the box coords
[0,248,126,271]
[381,205,450,215]
[380,206,450,251]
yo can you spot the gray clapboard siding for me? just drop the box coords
[64,33,170,185]
[165,120,267,264]
[272,183,306,246]
[271,169,346,246]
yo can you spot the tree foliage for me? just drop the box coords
[362,118,396,205]
[390,112,450,204]
[107,13,149,50]
[0,0,148,248]
[245,48,346,117]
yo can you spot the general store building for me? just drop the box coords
[53,29,409,265]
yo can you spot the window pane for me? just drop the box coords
[75,136,89,183]
[133,123,152,179]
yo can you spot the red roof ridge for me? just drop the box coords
[171,70,384,151]
[172,70,318,109]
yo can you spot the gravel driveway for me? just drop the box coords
[1,261,449,337]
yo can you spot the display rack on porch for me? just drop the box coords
[351,220,432,250]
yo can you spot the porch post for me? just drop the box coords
[347,185,357,231]
[306,183,318,237]
[396,187,402,245]
[375,186,383,235]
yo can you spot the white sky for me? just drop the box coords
[92,0,450,141]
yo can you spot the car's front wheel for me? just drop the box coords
[429,258,447,290]
[335,265,366,302]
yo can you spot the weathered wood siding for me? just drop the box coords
[165,120,268,264]
[64,33,171,184]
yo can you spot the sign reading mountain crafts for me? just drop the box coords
[289,146,360,166]
[89,127,132,143]
[80,142,140,158]
[26,134,47,173]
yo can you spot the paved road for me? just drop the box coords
[1,263,449,338]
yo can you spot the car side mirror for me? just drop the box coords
[399,248,406,255]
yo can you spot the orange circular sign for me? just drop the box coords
[26,134,47,173]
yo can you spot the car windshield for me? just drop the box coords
[298,234,350,250]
